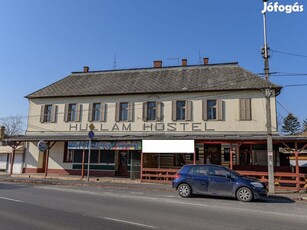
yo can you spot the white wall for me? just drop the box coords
[26,90,278,136]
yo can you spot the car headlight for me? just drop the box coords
[250,182,264,188]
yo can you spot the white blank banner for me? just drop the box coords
[142,140,194,153]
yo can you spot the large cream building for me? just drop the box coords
[15,60,285,179]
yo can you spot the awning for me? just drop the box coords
[142,140,194,153]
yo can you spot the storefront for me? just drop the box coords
[66,140,141,178]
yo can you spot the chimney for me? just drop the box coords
[203,57,209,65]
[153,60,162,68]
[182,59,187,67]
[0,126,5,142]
[83,66,89,73]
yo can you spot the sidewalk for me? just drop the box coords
[0,173,172,192]
[0,172,306,201]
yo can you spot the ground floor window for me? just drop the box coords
[70,149,115,165]
[72,149,86,163]
[100,150,115,164]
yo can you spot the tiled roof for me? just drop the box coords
[26,63,281,99]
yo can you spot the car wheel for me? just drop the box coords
[178,183,192,198]
[236,187,253,202]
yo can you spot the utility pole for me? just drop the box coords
[262,0,275,194]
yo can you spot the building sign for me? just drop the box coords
[67,141,141,150]
[69,122,214,132]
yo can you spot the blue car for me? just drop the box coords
[172,164,267,202]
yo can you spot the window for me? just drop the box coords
[92,103,101,121]
[72,150,97,163]
[72,150,86,163]
[207,100,217,120]
[240,98,252,120]
[44,105,52,122]
[203,99,222,121]
[115,102,134,122]
[68,104,77,121]
[120,102,128,121]
[71,149,115,164]
[208,166,228,177]
[172,100,192,121]
[176,101,186,120]
[90,150,99,163]
[64,103,81,122]
[147,102,156,121]
[189,165,208,176]
[88,103,105,122]
[100,150,115,164]
[40,104,57,123]
[143,101,162,121]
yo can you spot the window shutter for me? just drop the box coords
[186,101,192,121]
[156,102,162,121]
[202,100,208,121]
[142,102,147,121]
[217,99,223,121]
[76,104,82,122]
[246,99,251,120]
[115,103,120,122]
[51,105,57,123]
[128,102,134,122]
[240,99,245,120]
[172,101,177,121]
[240,99,251,120]
[40,105,45,123]
[64,104,69,122]
[88,103,93,122]
[100,103,105,122]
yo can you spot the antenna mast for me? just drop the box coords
[113,54,117,70]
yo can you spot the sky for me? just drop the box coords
[0,0,306,131]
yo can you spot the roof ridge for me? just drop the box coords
[71,62,239,75]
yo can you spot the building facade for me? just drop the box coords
[18,59,288,180]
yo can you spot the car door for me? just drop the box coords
[186,165,209,194]
[208,166,235,197]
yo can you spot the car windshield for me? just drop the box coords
[227,168,241,177]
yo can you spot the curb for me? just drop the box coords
[1,175,306,200]
[0,176,173,192]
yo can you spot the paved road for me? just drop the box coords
[0,182,307,230]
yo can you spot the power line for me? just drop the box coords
[257,72,307,77]
[270,49,307,59]
[276,100,291,114]
[283,84,307,88]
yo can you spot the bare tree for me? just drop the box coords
[0,115,24,137]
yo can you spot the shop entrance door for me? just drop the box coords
[118,151,129,177]
[204,144,221,165]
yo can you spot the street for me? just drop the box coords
[0,182,307,230]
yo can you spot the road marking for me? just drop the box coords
[104,217,156,229]
[0,197,23,203]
